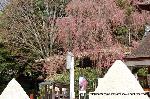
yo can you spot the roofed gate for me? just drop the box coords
[124,1,150,91]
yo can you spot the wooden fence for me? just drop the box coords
[39,81,69,99]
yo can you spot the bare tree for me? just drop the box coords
[1,0,67,59]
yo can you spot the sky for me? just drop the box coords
[0,0,9,11]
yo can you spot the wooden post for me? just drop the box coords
[59,86,62,99]
[128,28,131,46]
[58,90,60,99]
[148,67,150,74]
[45,85,47,99]
[52,83,55,99]
[50,85,52,99]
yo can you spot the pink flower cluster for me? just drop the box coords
[55,0,148,67]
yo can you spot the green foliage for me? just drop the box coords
[34,0,46,16]
[137,68,148,88]
[137,68,148,76]
[115,0,133,16]
[133,27,145,40]
[0,43,19,93]
[114,26,129,45]
[0,42,43,94]
[34,0,69,17]
[0,43,18,74]
[115,26,128,36]
[139,79,147,88]
[115,0,127,9]
[125,5,133,16]
[52,67,102,97]
[0,11,3,16]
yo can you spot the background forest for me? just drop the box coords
[0,0,149,96]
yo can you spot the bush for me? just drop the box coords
[52,67,102,97]
[137,68,148,77]
[0,43,19,93]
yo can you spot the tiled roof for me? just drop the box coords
[137,0,150,11]
[140,0,150,4]
[126,33,150,58]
